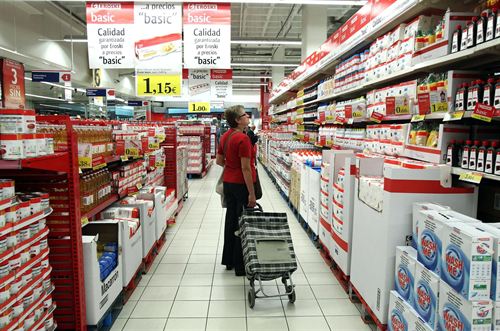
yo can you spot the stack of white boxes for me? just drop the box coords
[389,203,497,331]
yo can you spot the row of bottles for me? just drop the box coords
[454,78,500,111]
[446,139,500,175]
[75,125,114,158]
[80,169,114,213]
[451,8,499,53]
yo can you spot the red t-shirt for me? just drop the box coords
[217,129,256,184]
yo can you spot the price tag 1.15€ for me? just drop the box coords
[136,73,181,97]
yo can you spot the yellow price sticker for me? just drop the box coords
[156,134,166,142]
[188,101,210,113]
[120,155,129,162]
[411,115,426,122]
[125,148,139,157]
[148,142,160,150]
[296,108,304,115]
[92,163,106,171]
[78,157,92,169]
[352,111,364,118]
[459,171,483,184]
[395,104,410,115]
[136,183,143,190]
[471,112,493,123]
[136,73,181,96]
[81,217,89,226]
[443,111,464,121]
[155,161,166,167]
[431,102,448,113]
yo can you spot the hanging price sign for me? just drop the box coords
[472,103,495,122]
[136,72,181,97]
[411,115,426,122]
[188,101,210,113]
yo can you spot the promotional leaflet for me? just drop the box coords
[133,3,182,70]
[188,69,211,100]
[86,2,135,68]
[210,69,232,100]
[183,3,231,69]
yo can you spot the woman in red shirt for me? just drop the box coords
[216,105,256,276]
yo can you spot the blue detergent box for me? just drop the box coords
[394,246,417,306]
[413,261,440,329]
[440,222,493,301]
[388,291,419,331]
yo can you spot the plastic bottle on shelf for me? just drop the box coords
[467,18,478,48]
[446,139,459,166]
[494,79,500,109]
[485,140,498,174]
[495,142,500,175]
[461,24,469,50]
[457,140,464,166]
[476,141,489,172]
[477,12,488,44]
[461,139,472,169]
[467,80,483,111]
[451,25,462,53]
[483,78,496,105]
[486,7,497,41]
[455,83,468,111]
[468,140,481,170]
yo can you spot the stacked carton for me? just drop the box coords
[390,203,496,331]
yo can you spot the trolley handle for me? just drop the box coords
[244,203,263,213]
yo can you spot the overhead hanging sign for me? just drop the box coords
[134,3,182,70]
[135,69,181,97]
[189,101,210,113]
[32,71,71,83]
[188,69,210,100]
[86,88,107,97]
[86,2,135,68]
[183,3,231,69]
[1,59,26,109]
[210,69,232,101]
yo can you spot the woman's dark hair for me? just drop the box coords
[224,105,244,128]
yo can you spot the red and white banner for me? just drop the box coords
[134,3,182,70]
[1,59,26,109]
[210,69,232,100]
[86,2,135,68]
[183,3,231,69]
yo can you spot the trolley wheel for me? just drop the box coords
[287,286,296,303]
[248,288,256,309]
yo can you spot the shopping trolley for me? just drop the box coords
[238,204,297,308]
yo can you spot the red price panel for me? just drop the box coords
[1,59,26,109]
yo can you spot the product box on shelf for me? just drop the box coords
[307,166,321,236]
[440,222,493,301]
[152,188,177,240]
[299,163,309,224]
[394,246,417,305]
[116,197,156,259]
[494,301,500,331]
[388,290,419,331]
[413,261,440,329]
[350,156,477,324]
[99,207,143,288]
[417,209,480,276]
[82,221,122,326]
[437,280,492,331]
[412,202,450,249]
[412,11,476,65]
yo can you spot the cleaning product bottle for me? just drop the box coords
[483,78,496,105]
[467,18,478,48]
[486,7,497,41]
[469,140,480,170]
[451,25,462,53]
[446,139,458,166]
[477,12,488,44]
[476,141,489,172]
[486,140,498,174]
[462,139,472,169]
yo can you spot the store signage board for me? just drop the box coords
[134,3,182,71]
[86,2,135,68]
[472,103,495,122]
[135,70,181,97]
[188,101,210,113]
[31,71,71,83]
[86,88,107,97]
[128,100,143,107]
[1,59,25,109]
[210,69,232,101]
[183,3,231,69]
[188,69,210,100]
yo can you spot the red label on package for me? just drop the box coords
[370,112,384,123]
[345,105,353,118]
[92,155,105,168]
[335,116,345,124]
[319,111,326,123]
[2,59,26,109]
[304,132,310,142]
[149,155,156,168]
[320,136,326,146]
[386,97,396,115]
[472,103,495,122]
[115,140,125,155]
[418,93,431,114]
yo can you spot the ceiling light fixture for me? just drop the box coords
[26,93,62,101]
[231,40,301,45]
[232,62,298,67]
[63,36,88,43]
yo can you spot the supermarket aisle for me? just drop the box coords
[111,165,371,331]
